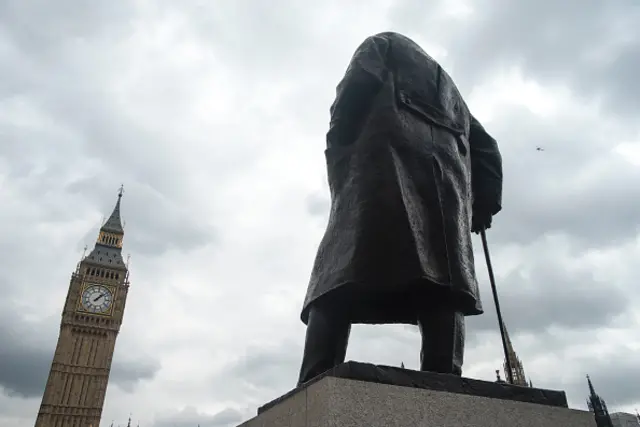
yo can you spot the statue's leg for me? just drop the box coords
[417,308,465,375]
[297,303,351,386]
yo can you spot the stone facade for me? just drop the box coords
[239,362,595,427]
[34,191,130,427]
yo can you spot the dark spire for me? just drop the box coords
[586,375,614,427]
[85,188,127,269]
[587,375,597,396]
[101,185,125,234]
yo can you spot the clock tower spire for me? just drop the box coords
[35,188,132,427]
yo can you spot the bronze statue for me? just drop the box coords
[297,32,503,385]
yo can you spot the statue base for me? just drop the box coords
[237,361,595,427]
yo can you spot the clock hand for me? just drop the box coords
[93,293,105,303]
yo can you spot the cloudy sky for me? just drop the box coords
[1,0,639,426]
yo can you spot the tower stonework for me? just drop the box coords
[35,189,130,427]
[502,322,530,387]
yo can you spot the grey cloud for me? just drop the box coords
[110,357,160,393]
[467,237,631,336]
[153,406,244,427]
[204,341,306,409]
[461,329,639,411]
[386,0,640,122]
[0,308,160,398]
[0,246,159,400]
[507,334,639,410]
[210,334,419,408]
[487,108,640,248]
[74,182,216,257]
[1,2,220,257]
[0,88,217,257]
[1,0,639,423]
[0,218,160,400]
[572,355,640,409]
[209,324,637,414]
[305,105,640,249]
[177,1,324,74]
[0,329,52,398]
[227,342,302,392]
[444,0,640,117]
[0,1,134,55]
[305,192,328,218]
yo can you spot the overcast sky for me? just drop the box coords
[1,1,639,426]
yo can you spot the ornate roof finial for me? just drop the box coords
[100,187,125,234]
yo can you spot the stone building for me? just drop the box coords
[34,188,131,427]
[610,411,640,427]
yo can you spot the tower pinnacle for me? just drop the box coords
[86,188,127,268]
[586,375,614,427]
[501,322,529,386]
[100,187,125,235]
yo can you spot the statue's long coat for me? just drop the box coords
[301,32,503,325]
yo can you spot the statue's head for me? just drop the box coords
[370,32,433,59]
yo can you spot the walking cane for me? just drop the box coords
[480,230,514,384]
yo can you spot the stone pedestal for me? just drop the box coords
[237,361,595,427]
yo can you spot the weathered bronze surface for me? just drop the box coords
[298,32,503,385]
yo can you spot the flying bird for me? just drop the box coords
[536,147,545,151]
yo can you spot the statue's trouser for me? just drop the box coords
[297,298,465,386]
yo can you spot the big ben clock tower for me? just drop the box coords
[35,187,131,427]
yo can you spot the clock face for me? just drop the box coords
[81,284,114,314]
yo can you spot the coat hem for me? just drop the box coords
[301,275,483,326]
